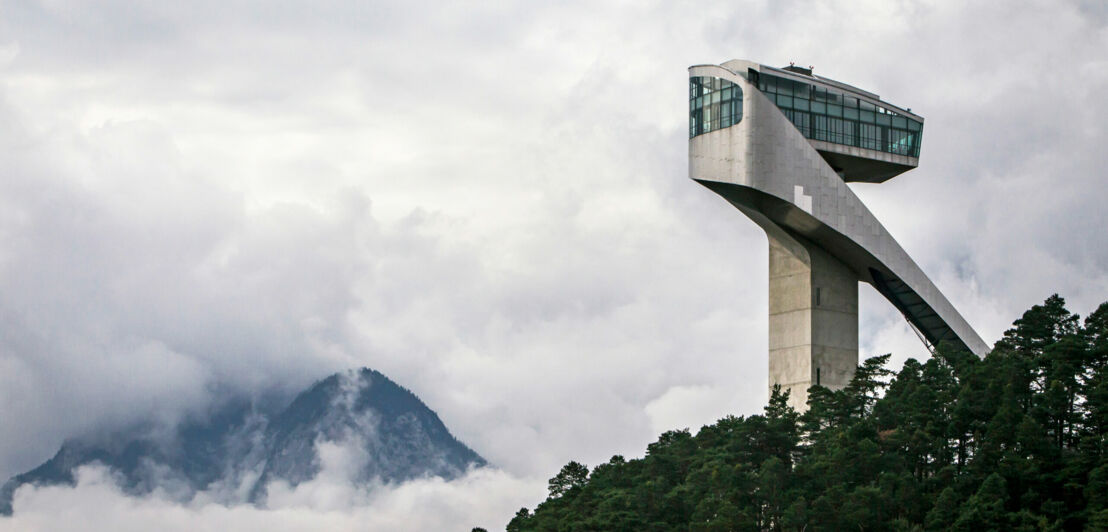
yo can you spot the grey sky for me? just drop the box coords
[1,0,1106,529]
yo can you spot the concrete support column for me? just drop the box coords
[767,230,859,411]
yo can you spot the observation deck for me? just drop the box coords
[691,61,924,183]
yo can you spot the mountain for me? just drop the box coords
[1,368,485,515]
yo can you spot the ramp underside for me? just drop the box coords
[868,269,958,349]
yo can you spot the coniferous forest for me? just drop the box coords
[501,295,1108,531]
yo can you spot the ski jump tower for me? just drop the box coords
[689,60,988,410]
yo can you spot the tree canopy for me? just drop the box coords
[505,295,1108,531]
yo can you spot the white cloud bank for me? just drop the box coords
[3,464,542,532]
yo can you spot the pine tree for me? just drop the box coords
[953,473,1009,530]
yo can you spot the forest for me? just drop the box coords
[502,295,1108,531]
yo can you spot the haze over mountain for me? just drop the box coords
[0,368,485,515]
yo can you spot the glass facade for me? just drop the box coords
[689,76,743,138]
[753,70,923,157]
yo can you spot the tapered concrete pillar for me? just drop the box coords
[767,230,858,411]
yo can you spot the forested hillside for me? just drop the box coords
[505,295,1108,531]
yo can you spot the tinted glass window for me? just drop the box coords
[746,72,923,155]
[690,76,744,138]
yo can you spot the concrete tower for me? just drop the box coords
[689,60,988,411]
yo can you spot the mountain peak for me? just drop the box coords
[1,367,485,515]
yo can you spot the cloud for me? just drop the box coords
[2,460,542,532]
[0,0,1107,528]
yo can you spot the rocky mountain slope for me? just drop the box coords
[1,368,485,514]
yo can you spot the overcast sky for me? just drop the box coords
[1,0,1107,529]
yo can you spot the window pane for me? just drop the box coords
[794,82,810,100]
[778,79,793,97]
[793,111,810,135]
[814,115,828,140]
